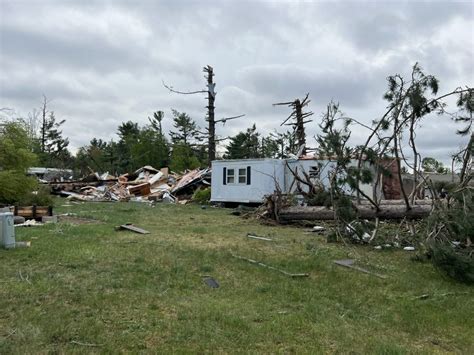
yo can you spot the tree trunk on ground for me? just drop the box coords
[279,205,432,221]
[358,199,433,206]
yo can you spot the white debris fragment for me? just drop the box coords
[403,246,415,251]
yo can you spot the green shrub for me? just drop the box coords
[192,187,211,204]
[429,243,474,284]
[0,171,38,205]
[306,190,332,207]
[18,185,54,206]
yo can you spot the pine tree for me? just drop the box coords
[224,124,261,159]
[169,109,201,145]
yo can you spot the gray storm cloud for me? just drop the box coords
[0,0,472,165]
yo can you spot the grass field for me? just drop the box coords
[1,201,473,353]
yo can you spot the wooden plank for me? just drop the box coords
[334,259,386,279]
[232,254,309,278]
[116,224,150,234]
[247,233,273,242]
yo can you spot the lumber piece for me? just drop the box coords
[246,233,273,241]
[334,259,386,279]
[232,254,309,278]
[279,205,431,221]
[115,224,150,234]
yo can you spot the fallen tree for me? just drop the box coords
[278,204,432,221]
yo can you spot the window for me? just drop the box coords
[227,168,235,184]
[224,166,251,185]
[238,168,247,183]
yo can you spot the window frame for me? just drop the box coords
[238,168,247,184]
[225,167,249,185]
[226,168,235,184]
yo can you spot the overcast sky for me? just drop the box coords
[1,0,473,164]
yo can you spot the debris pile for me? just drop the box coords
[51,166,211,203]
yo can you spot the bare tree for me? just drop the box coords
[273,94,313,155]
[163,65,244,165]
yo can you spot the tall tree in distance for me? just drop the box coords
[169,110,202,171]
[39,111,71,167]
[224,124,261,159]
[116,121,140,172]
[422,157,449,173]
[35,96,72,168]
[149,110,164,136]
[169,109,202,145]
[269,130,298,158]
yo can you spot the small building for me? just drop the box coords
[210,158,377,204]
[27,167,73,182]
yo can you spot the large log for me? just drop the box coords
[358,199,433,206]
[279,205,432,221]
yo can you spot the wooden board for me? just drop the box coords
[117,224,150,234]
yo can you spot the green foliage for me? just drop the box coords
[259,136,279,158]
[306,190,332,207]
[192,187,211,204]
[148,110,164,135]
[429,243,474,284]
[0,171,38,204]
[422,157,449,173]
[168,110,203,171]
[427,188,473,283]
[455,89,473,135]
[131,128,170,169]
[170,143,200,172]
[0,122,37,171]
[269,130,298,157]
[17,185,54,206]
[383,63,440,121]
[224,124,261,159]
[169,109,201,145]
[0,122,40,204]
[38,111,71,168]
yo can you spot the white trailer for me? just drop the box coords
[211,159,286,204]
[211,158,378,204]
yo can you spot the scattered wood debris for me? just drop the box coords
[14,220,44,227]
[48,165,210,204]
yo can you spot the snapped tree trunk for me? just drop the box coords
[279,204,432,221]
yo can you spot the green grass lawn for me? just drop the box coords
[1,201,473,353]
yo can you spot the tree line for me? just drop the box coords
[1,102,301,177]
